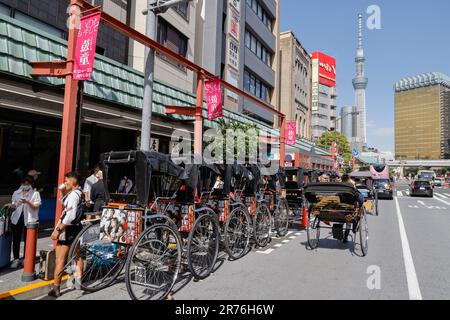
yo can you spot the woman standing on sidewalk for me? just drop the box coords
[10,175,41,268]
[48,172,83,298]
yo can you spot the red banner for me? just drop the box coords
[205,79,223,121]
[285,121,297,146]
[73,12,101,81]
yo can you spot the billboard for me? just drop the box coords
[311,52,336,87]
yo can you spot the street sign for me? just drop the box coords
[352,149,360,157]
[73,12,101,80]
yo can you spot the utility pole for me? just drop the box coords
[141,0,193,151]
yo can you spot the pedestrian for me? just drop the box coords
[9,175,41,268]
[83,166,99,219]
[48,172,83,298]
[90,170,105,218]
[28,169,44,193]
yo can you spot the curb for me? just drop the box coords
[0,275,69,300]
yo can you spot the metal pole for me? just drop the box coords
[140,0,157,151]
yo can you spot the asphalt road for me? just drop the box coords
[44,182,450,300]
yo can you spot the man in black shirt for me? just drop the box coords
[90,170,105,218]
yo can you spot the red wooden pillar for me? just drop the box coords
[194,72,204,160]
[54,1,80,231]
[279,115,286,168]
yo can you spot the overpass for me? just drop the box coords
[386,160,450,167]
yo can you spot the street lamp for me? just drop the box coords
[140,0,194,151]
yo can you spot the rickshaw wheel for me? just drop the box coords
[356,213,369,256]
[253,203,272,248]
[67,221,126,293]
[187,213,220,280]
[306,207,320,249]
[224,206,251,260]
[274,199,289,237]
[125,223,182,300]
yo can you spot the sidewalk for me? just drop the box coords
[0,227,55,299]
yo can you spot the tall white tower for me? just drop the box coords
[352,14,368,151]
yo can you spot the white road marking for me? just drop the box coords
[295,232,302,236]
[397,191,403,197]
[394,197,423,300]
[434,196,450,206]
[289,236,296,240]
[435,193,448,199]
[282,240,290,244]
[274,244,283,248]
[257,248,274,255]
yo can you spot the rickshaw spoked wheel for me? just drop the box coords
[253,203,272,248]
[224,206,251,260]
[67,221,126,293]
[125,223,182,300]
[187,213,220,280]
[306,207,320,250]
[274,199,289,237]
[356,213,369,256]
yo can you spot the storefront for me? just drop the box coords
[0,13,332,222]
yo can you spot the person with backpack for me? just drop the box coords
[48,172,85,298]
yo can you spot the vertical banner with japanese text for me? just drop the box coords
[73,12,101,81]
[286,121,297,146]
[205,79,223,121]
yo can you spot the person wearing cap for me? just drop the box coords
[9,175,41,268]
[28,170,41,181]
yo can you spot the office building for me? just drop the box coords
[279,31,312,140]
[311,51,337,141]
[395,72,450,160]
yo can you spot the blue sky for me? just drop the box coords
[280,0,450,153]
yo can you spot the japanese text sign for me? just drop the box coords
[73,12,101,81]
[286,121,297,146]
[205,79,223,121]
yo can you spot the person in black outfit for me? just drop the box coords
[90,170,106,218]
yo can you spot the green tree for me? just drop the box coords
[204,119,259,162]
[316,131,352,163]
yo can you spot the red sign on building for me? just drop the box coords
[311,51,336,87]
[73,12,101,81]
[205,79,223,121]
[285,121,297,146]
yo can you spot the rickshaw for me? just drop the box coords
[304,183,369,256]
[198,163,253,260]
[350,171,379,216]
[255,165,290,238]
[123,154,227,300]
[219,164,272,251]
[66,151,220,299]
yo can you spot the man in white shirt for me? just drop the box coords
[10,175,41,268]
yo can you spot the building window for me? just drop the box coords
[245,30,272,66]
[0,3,11,16]
[244,70,270,102]
[157,18,188,57]
[174,2,189,21]
[13,10,65,39]
[245,0,273,31]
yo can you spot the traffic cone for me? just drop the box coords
[301,206,308,228]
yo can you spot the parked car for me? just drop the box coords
[374,179,394,200]
[410,180,434,198]
[434,178,444,187]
